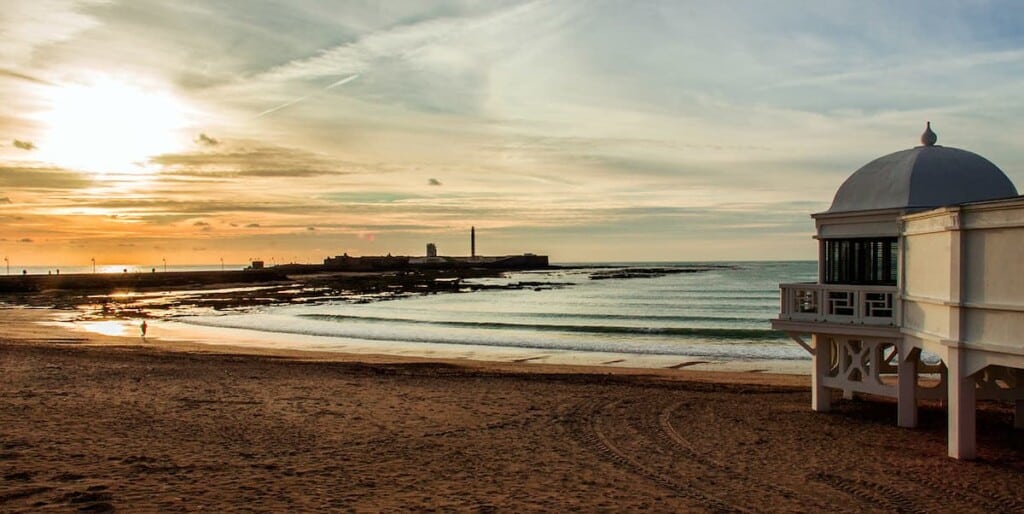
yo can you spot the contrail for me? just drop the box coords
[255,73,360,118]
[324,74,361,89]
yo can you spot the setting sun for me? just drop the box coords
[33,76,189,175]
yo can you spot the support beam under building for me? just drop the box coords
[947,346,976,460]
[897,345,920,428]
[1016,400,1024,430]
[812,335,831,412]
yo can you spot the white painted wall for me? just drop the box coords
[904,229,953,302]
[901,199,1024,355]
[963,228,1024,306]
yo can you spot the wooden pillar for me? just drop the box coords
[897,345,919,428]
[1015,400,1024,430]
[812,334,831,412]
[947,346,976,459]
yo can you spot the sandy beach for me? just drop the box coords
[2,308,1023,513]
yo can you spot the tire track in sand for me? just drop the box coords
[894,469,1024,513]
[809,473,926,514]
[567,398,747,513]
[653,401,839,513]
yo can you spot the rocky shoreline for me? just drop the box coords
[0,264,731,324]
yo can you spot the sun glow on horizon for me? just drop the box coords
[33,76,190,175]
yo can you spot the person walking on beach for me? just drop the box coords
[140,320,148,338]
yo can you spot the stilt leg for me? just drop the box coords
[812,335,831,412]
[898,346,919,428]
[947,347,976,459]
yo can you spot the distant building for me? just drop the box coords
[325,227,547,270]
[250,260,264,270]
[323,254,409,270]
[772,123,1024,459]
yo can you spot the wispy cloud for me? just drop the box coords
[3,0,1024,262]
[0,68,53,85]
[150,144,348,178]
[0,166,91,189]
[0,0,107,65]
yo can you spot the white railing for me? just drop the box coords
[779,282,898,326]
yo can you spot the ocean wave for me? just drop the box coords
[520,312,757,323]
[298,313,784,341]
[175,261,816,362]
[179,314,807,360]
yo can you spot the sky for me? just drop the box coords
[2,0,1024,266]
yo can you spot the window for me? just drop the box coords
[824,238,897,285]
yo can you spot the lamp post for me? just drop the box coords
[3,256,8,275]
[162,258,167,272]
[91,257,96,274]
[220,257,224,271]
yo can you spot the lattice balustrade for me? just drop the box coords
[778,283,897,326]
[826,291,856,317]
[792,288,818,314]
[862,291,894,319]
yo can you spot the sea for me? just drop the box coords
[164,261,817,371]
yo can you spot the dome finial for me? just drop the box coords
[921,121,937,146]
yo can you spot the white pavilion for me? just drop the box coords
[772,123,1024,459]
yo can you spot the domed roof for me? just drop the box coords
[827,124,1018,214]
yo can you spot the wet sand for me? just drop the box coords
[2,308,1023,512]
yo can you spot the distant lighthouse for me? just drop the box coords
[471,226,476,258]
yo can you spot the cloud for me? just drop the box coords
[0,68,52,85]
[150,145,346,178]
[0,166,91,190]
[12,139,36,151]
[246,223,260,228]
[193,221,210,226]
[0,197,10,204]
[306,226,316,231]
[200,226,212,232]
[18,238,33,243]
[0,0,104,65]
[255,3,540,84]
[428,178,442,186]
[195,133,219,146]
